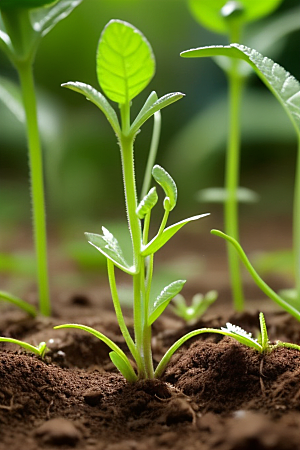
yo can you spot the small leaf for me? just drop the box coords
[197,187,259,203]
[85,228,135,275]
[97,19,155,104]
[31,0,82,36]
[0,75,24,122]
[0,0,56,9]
[181,44,300,134]
[152,165,177,211]
[148,280,186,325]
[188,0,283,35]
[130,92,184,136]
[142,214,209,256]
[0,337,48,356]
[132,90,158,130]
[136,187,158,219]
[62,82,121,136]
[109,351,137,382]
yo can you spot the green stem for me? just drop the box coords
[140,111,161,200]
[157,209,169,237]
[293,135,300,307]
[17,61,50,316]
[225,61,245,311]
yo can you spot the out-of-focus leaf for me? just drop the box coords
[97,19,155,104]
[0,0,56,9]
[0,75,24,122]
[197,187,259,203]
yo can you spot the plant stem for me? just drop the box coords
[17,61,50,316]
[140,111,161,200]
[293,135,300,307]
[225,60,245,311]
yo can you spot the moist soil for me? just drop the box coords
[1,218,300,450]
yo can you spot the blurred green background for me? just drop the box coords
[1,0,300,291]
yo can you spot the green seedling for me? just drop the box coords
[154,311,300,378]
[0,337,48,357]
[182,44,300,309]
[172,290,218,323]
[54,19,209,382]
[211,229,300,321]
[0,0,82,316]
[186,0,284,311]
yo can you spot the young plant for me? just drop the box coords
[211,229,300,321]
[172,290,218,323]
[0,0,82,316]
[54,19,209,382]
[186,0,283,311]
[0,337,48,358]
[182,44,300,308]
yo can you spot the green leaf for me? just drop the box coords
[188,0,283,35]
[142,214,209,256]
[181,44,300,134]
[132,90,158,129]
[152,165,177,211]
[0,75,24,122]
[148,280,186,325]
[259,312,269,350]
[31,0,82,36]
[97,19,155,104]
[109,351,137,382]
[0,290,37,317]
[130,92,184,136]
[136,187,158,219]
[54,323,137,381]
[62,82,121,136]
[197,187,259,203]
[0,337,48,356]
[0,0,56,9]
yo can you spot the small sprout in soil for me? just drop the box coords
[211,229,300,322]
[0,0,82,316]
[172,290,218,323]
[0,337,48,358]
[54,19,209,382]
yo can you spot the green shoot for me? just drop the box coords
[184,0,283,312]
[55,20,209,381]
[211,229,300,321]
[0,0,82,316]
[0,337,48,358]
[172,291,218,323]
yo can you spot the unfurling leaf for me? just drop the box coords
[142,214,209,256]
[61,82,121,136]
[148,280,186,325]
[152,165,177,211]
[97,19,155,104]
[85,228,135,274]
[136,187,158,219]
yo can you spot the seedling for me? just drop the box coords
[186,0,285,311]
[54,20,209,382]
[172,290,218,323]
[182,43,300,309]
[0,337,48,358]
[0,0,82,316]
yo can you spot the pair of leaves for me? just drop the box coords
[188,0,283,35]
[85,227,134,275]
[181,44,300,135]
[172,290,218,322]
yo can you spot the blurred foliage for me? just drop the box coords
[1,0,300,232]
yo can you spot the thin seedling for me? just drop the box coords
[0,337,48,358]
[54,19,210,382]
[172,290,218,323]
[0,0,82,316]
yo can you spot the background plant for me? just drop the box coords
[172,290,218,323]
[54,19,209,381]
[0,0,82,316]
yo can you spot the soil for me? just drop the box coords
[1,217,300,450]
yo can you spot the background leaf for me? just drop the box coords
[188,0,283,35]
[0,75,24,122]
[0,0,56,9]
[97,19,155,104]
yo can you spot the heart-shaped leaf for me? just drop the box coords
[152,165,177,211]
[62,82,121,136]
[32,0,82,37]
[188,0,283,35]
[142,214,209,256]
[148,280,186,325]
[130,92,184,136]
[136,187,158,219]
[85,228,135,274]
[181,44,300,134]
[97,19,155,104]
